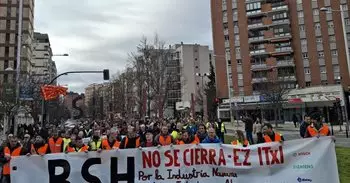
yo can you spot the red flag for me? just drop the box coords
[41,85,68,101]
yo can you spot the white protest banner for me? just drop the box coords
[11,137,339,183]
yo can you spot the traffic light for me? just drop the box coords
[214,98,222,104]
[103,69,110,80]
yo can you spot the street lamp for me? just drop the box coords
[320,6,349,138]
[195,72,210,121]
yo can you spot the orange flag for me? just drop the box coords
[41,85,68,101]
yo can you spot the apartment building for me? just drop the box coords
[32,32,57,84]
[211,0,350,100]
[211,0,350,121]
[165,43,211,118]
[0,0,35,86]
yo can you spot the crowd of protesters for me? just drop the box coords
[0,110,331,183]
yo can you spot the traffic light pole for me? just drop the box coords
[41,70,110,127]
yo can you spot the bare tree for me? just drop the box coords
[128,34,172,119]
[259,68,292,127]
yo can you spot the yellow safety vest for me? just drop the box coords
[62,138,71,152]
[221,123,225,133]
[89,139,102,151]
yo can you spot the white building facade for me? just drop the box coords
[165,43,212,118]
[32,32,56,84]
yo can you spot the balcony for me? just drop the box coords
[271,2,288,12]
[271,19,290,26]
[250,49,268,56]
[272,47,293,55]
[248,23,267,30]
[246,10,265,18]
[271,33,292,42]
[278,75,296,82]
[251,63,268,71]
[248,36,266,43]
[252,77,268,84]
[276,60,295,67]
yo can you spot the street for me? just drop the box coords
[225,122,350,147]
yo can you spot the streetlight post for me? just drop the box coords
[195,73,210,121]
[320,6,350,138]
[40,54,69,126]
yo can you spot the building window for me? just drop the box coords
[306,82,311,87]
[327,21,334,28]
[195,58,198,61]
[223,23,228,29]
[228,60,231,65]
[197,82,199,85]
[314,23,321,30]
[304,68,310,74]
[333,65,340,73]
[298,11,304,18]
[346,19,350,25]
[302,53,308,59]
[272,12,288,20]
[234,35,240,41]
[246,2,261,11]
[301,39,307,45]
[237,59,242,64]
[321,81,328,85]
[318,51,324,58]
[297,0,302,4]
[236,47,240,53]
[224,35,229,40]
[223,11,227,18]
[313,9,319,16]
[329,35,336,42]
[342,4,348,11]
[299,25,305,31]
[331,50,338,56]
[320,66,326,73]
[316,37,322,43]
[195,66,198,69]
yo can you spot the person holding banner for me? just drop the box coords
[155,126,175,146]
[62,131,72,153]
[2,136,26,183]
[48,130,63,153]
[177,130,198,145]
[202,128,221,143]
[88,130,102,151]
[141,129,158,147]
[231,130,249,147]
[194,124,207,143]
[119,125,141,149]
[29,135,50,155]
[171,123,183,142]
[101,128,120,150]
[66,137,89,153]
[261,123,284,143]
[304,112,330,138]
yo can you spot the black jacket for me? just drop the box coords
[119,136,141,149]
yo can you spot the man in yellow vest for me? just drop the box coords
[89,130,102,151]
[62,131,72,152]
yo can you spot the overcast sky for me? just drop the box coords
[34,0,212,93]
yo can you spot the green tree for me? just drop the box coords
[205,61,217,121]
